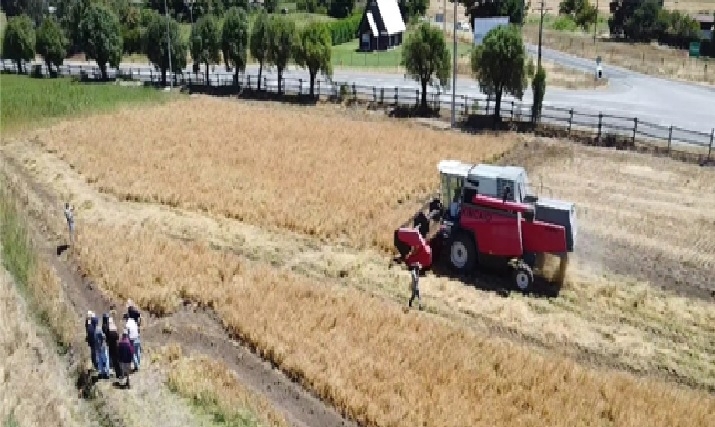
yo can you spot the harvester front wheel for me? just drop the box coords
[513,263,534,292]
[448,233,476,274]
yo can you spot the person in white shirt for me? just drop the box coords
[124,314,141,371]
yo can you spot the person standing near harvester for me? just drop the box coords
[408,263,423,310]
[125,311,141,371]
[117,330,134,388]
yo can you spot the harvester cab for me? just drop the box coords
[393,160,577,292]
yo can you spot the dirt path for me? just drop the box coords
[1,147,358,427]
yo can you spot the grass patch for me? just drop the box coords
[157,345,289,427]
[0,184,34,287]
[331,35,473,68]
[0,74,181,135]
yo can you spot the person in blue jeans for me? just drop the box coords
[93,317,110,378]
[85,311,98,370]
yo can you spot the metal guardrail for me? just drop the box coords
[3,59,714,162]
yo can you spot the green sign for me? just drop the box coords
[689,41,700,58]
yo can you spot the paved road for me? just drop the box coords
[3,51,714,147]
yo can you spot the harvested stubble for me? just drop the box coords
[72,224,715,427]
[522,27,715,85]
[31,96,515,253]
[155,345,289,427]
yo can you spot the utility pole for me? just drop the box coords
[593,0,599,42]
[164,0,173,90]
[450,0,457,128]
[537,0,545,69]
[443,0,447,33]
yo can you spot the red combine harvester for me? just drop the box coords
[393,161,577,291]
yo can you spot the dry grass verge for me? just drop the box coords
[155,345,289,427]
[71,224,715,427]
[522,27,714,85]
[0,267,91,427]
[455,57,609,89]
[29,96,516,253]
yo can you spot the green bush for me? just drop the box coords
[551,15,578,31]
[321,12,361,45]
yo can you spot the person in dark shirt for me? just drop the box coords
[85,311,98,370]
[117,330,134,388]
[106,317,121,378]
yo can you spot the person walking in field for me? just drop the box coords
[106,316,120,378]
[117,330,135,389]
[64,202,75,245]
[93,316,110,379]
[124,311,141,371]
[85,311,98,370]
[408,264,423,310]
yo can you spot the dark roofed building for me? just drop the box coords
[357,0,407,52]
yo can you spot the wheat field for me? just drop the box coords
[4,129,714,393]
[68,223,715,427]
[29,97,515,252]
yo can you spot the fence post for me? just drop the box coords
[380,88,384,104]
[395,87,399,106]
[373,87,377,102]
[352,83,356,99]
[463,96,468,117]
[709,128,714,162]
[299,79,303,95]
[510,101,514,121]
[415,89,419,107]
[597,112,603,142]
[667,125,673,153]
[632,117,638,146]
[317,79,320,97]
[263,77,267,91]
[568,109,574,134]
[486,97,490,116]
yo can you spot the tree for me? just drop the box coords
[190,14,221,83]
[250,10,271,91]
[145,11,187,86]
[221,6,250,86]
[560,0,597,31]
[0,0,45,25]
[79,2,123,79]
[460,0,527,28]
[398,0,428,23]
[264,0,278,13]
[2,14,36,74]
[530,65,546,123]
[36,15,69,76]
[400,22,451,109]
[267,15,296,95]
[470,24,527,121]
[328,0,355,19]
[293,22,332,97]
[61,0,92,54]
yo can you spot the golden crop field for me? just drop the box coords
[67,222,715,427]
[30,97,515,253]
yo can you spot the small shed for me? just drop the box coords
[693,14,714,41]
[357,0,407,52]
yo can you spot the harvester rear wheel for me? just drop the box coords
[513,263,534,292]
[448,233,476,274]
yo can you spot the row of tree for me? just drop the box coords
[402,21,546,122]
[2,4,337,95]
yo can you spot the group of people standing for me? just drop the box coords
[85,300,142,388]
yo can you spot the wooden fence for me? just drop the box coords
[3,60,713,164]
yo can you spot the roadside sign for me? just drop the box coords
[689,41,700,58]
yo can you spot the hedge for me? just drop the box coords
[321,13,362,45]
